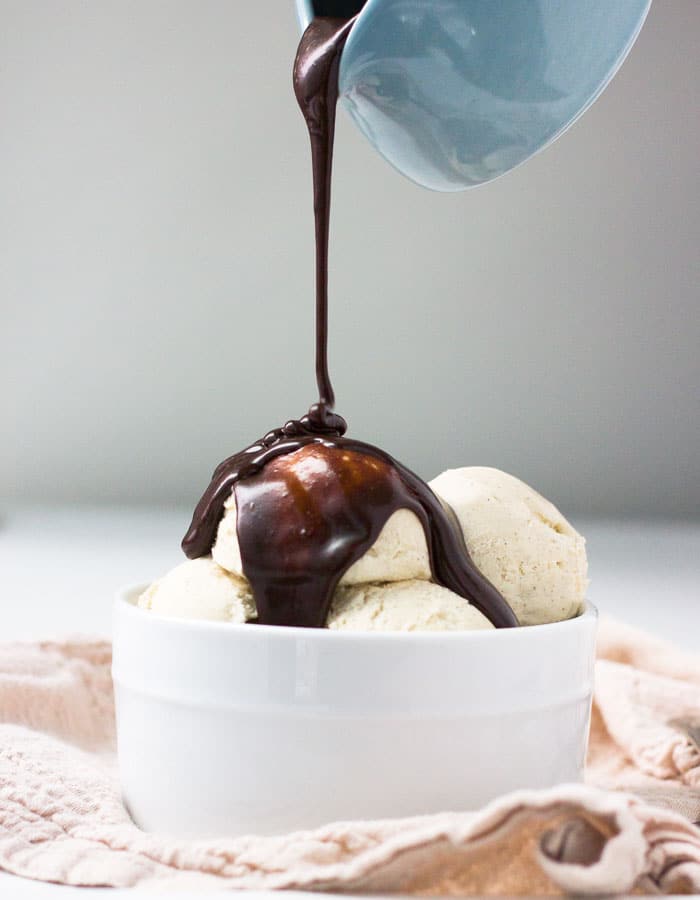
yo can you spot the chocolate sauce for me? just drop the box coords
[181,17,518,630]
[293,15,355,415]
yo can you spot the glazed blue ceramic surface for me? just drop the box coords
[296,0,651,191]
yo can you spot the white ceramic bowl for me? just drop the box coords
[113,585,597,837]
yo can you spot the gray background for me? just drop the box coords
[1,0,698,518]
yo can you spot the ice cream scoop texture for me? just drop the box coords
[139,466,587,630]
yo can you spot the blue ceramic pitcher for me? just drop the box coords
[295,0,652,191]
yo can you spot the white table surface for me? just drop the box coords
[1,505,699,895]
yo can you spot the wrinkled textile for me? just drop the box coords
[1,620,700,894]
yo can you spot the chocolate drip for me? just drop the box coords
[181,16,518,630]
[182,426,517,629]
[293,16,355,419]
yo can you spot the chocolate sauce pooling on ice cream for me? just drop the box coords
[181,17,518,630]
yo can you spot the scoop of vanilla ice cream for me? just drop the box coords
[429,467,587,625]
[138,556,255,623]
[212,493,431,585]
[328,580,494,632]
[142,467,586,629]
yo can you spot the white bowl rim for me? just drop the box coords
[117,582,597,643]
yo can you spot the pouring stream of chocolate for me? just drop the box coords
[300,16,354,418]
[181,17,518,629]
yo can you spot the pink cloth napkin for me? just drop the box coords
[1,620,700,894]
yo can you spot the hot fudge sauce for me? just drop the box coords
[181,16,518,630]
